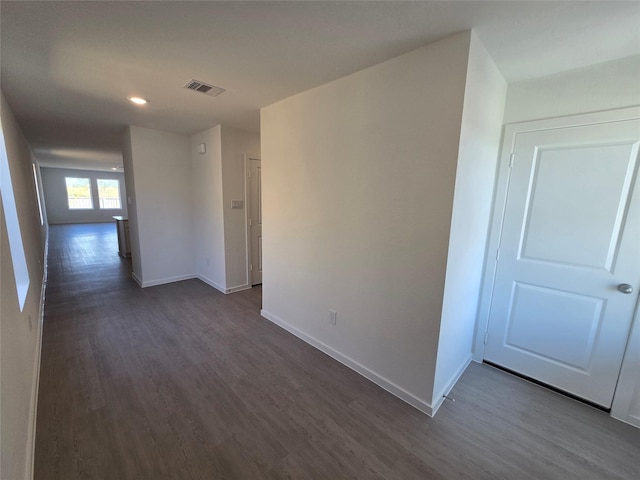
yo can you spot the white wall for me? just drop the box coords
[504,55,640,124]
[40,167,127,224]
[191,126,226,291]
[123,126,194,287]
[221,126,261,290]
[261,32,472,414]
[1,92,48,480]
[432,33,507,410]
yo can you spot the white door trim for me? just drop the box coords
[244,154,261,287]
[244,153,251,287]
[611,299,640,426]
[474,106,640,362]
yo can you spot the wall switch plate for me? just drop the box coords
[231,200,244,209]
[329,309,337,325]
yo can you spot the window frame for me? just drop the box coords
[96,178,122,210]
[65,177,94,210]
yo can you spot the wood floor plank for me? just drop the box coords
[34,223,640,479]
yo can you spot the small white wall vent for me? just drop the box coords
[183,80,226,97]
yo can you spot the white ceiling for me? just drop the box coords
[2,1,639,171]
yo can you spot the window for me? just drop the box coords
[1,117,30,310]
[97,179,122,209]
[65,177,93,209]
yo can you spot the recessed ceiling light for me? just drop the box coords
[111,167,118,171]
[128,96,148,105]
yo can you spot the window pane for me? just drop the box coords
[65,177,93,209]
[97,179,121,209]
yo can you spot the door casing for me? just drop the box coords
[244,155,262,286]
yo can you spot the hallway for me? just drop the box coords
[34,224,639,479]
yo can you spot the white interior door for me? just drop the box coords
[485,118,640,408]
[249,158,262,285]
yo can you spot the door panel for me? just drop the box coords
[485,119,640,408]
[520,144,634,270]
[505,282,604,370]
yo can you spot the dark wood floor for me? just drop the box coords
[35,223,639,479]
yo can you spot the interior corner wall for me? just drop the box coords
[124,126,194,287]
[39,167,128,225]
[432,32,507,409]
[260,32,471,414]
[191,126,226,292]
[1,92,48,480]
[503,54,640,124]
[220,126,260,291]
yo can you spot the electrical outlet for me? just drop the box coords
[206,257,210,266]
[329,309,337,325]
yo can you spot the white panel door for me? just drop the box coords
[485,119,640,408]
[249,159,262,285]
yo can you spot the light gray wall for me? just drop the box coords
[1,92,48,480]
[191,126,226,291]
[124,126,194,287]
[261,32,473,414]
[504,55,640,124]
[40,167,127,225]
[432,32,507,409]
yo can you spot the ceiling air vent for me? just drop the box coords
[183,79,226,97]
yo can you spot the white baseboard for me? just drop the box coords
[48,220,115,225]
[614,413,640,429]
[131,271,142,287]
[431,355,472,416]
[260,309,434,417]
[139,274,196,288]
[196,275,226,293]
[196,275,251,294]
[628,414,640,428]
[226,284,251,294]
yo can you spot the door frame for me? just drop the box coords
[472,106,640,421]
[244,154,261,287]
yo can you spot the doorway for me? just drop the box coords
[478,109,640,409]
[246,157,262,286]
